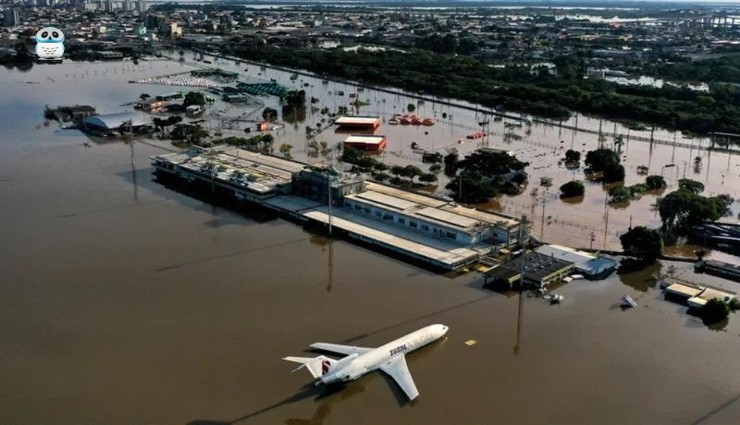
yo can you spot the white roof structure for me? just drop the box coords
[335,116,380,125]
[344,135,385,145]
[82,112,149,130]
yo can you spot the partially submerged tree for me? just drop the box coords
[559,180,585,198]
[620,226,663,264]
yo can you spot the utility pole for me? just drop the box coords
[590,231,595,250]
[540,198,546,240]
[128,119,138,201]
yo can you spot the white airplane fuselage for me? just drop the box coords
[318,324,448,385]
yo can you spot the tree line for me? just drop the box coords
[228,44,740,135]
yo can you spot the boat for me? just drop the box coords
[422,118,435,126]
[388,118,400,125]
[550,293,564,304]
[400,117,411,125]
[411,117,423,125]
[466,131,485,140]
[621,295,638,308]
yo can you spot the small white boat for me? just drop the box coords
[621,295,638,308]
[550,293,564,304]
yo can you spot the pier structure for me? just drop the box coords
[151,146,526,271]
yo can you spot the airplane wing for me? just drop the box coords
[309,342,373,356]
[380,355,419,400]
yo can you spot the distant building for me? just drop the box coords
[136,0,147,12]
[123,0,132,11]
[3,9,19,27]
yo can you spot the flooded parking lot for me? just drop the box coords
[1,58,740,424]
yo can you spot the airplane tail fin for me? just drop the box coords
[283,355,337,379]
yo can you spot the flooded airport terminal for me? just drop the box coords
[2,49,740,425]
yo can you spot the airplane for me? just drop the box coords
[284,324,448,401]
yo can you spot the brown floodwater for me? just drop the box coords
[186,51,739,256]
[2,59,740,425]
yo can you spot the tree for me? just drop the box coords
[585,148,620,172]
[620,226,663,264]
[443,151,459,177]
[407,103,416,113]
[677,178,705,194]
[645,175,667,190]
[446,171,496,204]
[609,186,632,203]
[183,92,206,108]
[419,173,438,185]
[603,163,625,183]
[699,299,730,324]
[658,190,730,233]
[559,180,585,198]
[390,165,405,180]
[564,149,580,163]
[262,107,278,121]
[279,143,293,159]
[402,165,423,182]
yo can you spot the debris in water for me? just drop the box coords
[464,340,477,347]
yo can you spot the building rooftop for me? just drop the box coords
[344,135,386,144]
[535,244,617,274]
[348,182,521,233]
[152,146,306,194]
[491,251,574,281]
[82,112,149,129]
[335,116,380,125]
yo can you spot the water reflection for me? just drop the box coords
[617,261,662,292]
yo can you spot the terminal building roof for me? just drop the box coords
[153,146,306,194]
[82,112,149,130]
[346,181,520,233]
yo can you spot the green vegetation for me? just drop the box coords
[211,134,274,153]
[443,151,459,177]
[564,149,581,163]
[279,143,293,159]
[620,226,664,264]
[608,183,648,204]
[231,45,740,135]
[559,180,585,198]
[262,107,278,121]
[645,175,667,190]
[170,124,209,144]
[677,178,705,195]
[644,55,740,85]
[658,188,733,234]
[281,90,307,122]
[340,145,383,172]
[183,91,206,108]
[584,148,625,183]
[446,171,496,203]
[698,299,730,325]
[446,149,528,202]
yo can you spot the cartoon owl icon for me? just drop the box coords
[35,27,65,60]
